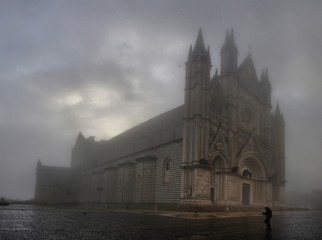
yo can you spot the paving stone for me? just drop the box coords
[0,205,321,239]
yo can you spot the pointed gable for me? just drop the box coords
[74,132,86,147]
[237,133,261,159]
[209,127,228,157]
[238,54,258,83]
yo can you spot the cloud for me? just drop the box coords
[0,0,322,199]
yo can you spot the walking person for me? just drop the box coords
[262,206,272,230]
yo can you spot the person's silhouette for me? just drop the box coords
[262,206,272,230]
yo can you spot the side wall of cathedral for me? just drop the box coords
[77,140,183,204]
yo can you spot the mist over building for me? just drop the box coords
[35,30,286,207]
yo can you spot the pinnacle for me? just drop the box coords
[221,28,238,53]
[260,69,265,81]
[188,44,192,60]
[275,102,281,115]
[225,30,229,44]
[263,68,271,85]
[78,131,84,138]
[193,28,207,54]
[229,29,235,45]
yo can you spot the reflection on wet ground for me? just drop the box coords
[0,205,321,239]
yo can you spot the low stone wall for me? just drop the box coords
[77,202,295,213]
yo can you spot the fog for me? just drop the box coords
[0,0,321,200]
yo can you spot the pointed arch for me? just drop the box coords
[237,152,267,179]
[209,152,228,202]
[209,152,228,169]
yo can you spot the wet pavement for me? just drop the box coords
[0,205,321,239]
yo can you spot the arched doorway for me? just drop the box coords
[210,153,228,204]
[238,153,267,205]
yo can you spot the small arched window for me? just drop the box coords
[137,174,142,185]
[163,158,171,183]
[165,161,170,171]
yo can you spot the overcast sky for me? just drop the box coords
[0,0,321,200]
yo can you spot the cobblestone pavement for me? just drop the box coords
[0,205,321,240]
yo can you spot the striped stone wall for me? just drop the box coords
[104,167,117,203]
[79,139,183,204]
[116,162,135,202]
[135,156,156,203]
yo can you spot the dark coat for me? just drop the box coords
[262,207,272,219]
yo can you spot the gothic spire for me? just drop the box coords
[206,45,211,61]
[36,159,42,174]
[275,102,285,123]
[224,30,229,45]
[259,68,270,84]
[75,131,86,147]
[275,102,281,115]
[192,28,207,54]
[187,44,192,61]
[265,68,269,80]
[221,31,229,52]
[221,29,238,53]
[77,131,85,140]
[189,28,210,62]
[260,69,265,81]
[263,68,271,87]
[229,29,235,46]
[220,29,238,75]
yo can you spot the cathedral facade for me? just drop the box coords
[35,30,286,207]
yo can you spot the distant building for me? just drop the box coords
[35,29,286,206]
[35,160,79,203]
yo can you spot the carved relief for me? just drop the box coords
[209,127,228,157]
[237,134,260,159]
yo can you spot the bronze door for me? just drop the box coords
[242,183,250,205]
[210,188,215,204]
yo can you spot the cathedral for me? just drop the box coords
[35,29,286,207]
